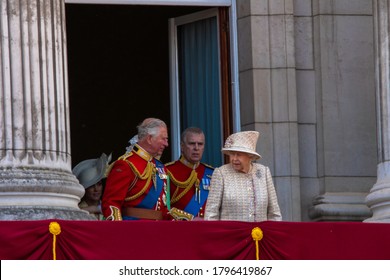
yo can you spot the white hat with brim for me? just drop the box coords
[221,131,261,160]
[72,153,111,189]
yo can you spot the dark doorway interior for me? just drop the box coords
[66,4,207,167]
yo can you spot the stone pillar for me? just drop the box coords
[0,0,91,220]
[236,0,301,221]
[365,0,390,222]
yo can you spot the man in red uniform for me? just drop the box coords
[102,118,170,220]
[165,127,214,220]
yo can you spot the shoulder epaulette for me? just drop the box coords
[202,162,214,169]
[165,161,176,166]
[117,151,133,161]
[105,151,133,177]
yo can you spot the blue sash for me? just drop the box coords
[183,166,213,216]
[123,160,166,220]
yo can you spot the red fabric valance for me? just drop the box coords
[0,220,389,260]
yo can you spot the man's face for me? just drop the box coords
[181,132,205,164]
[149,126,169,158]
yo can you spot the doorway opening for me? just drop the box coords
[66,4,208,166]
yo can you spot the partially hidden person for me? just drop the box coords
[73,153,111,220]
[165,127,214,220]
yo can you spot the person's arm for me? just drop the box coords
[265,166,282,221]
[101,160,133,221]
[204,167,223,220]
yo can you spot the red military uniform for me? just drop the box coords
[102,144,170,220]
[165,156,214,218]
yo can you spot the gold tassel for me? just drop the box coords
[49,221,61,260]
[251,227,263,260]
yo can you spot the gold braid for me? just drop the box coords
[167,169,199,204]
[124,160,156,201]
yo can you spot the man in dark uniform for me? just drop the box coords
[102,118,170,221]
[165,127,214,220]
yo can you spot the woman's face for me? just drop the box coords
[228,152,253,173]
[85,181,103,202]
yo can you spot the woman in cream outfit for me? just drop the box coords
[204,131,282,222]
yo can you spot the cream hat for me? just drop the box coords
[221,131,261,160]
[72,153,111,189]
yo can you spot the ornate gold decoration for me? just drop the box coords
[124,160,156,201]
[167,169,199,204]
[107,206,123,221]
[170,207,194,220]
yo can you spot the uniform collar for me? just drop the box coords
[179,155,199,169]
[133,144,154,162]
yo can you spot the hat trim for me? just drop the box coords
[72,154,109,189]
[222,147,261,159]
[82,174,105,189]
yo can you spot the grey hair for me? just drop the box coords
[137,118,167,140]
[180,127,204,144]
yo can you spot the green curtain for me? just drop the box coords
[178,16,222,167]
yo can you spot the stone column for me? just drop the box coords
[0,0,91,220]
[236,0,301,221]
[365,0,390,222]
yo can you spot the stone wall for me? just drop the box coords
[236,0,377,221]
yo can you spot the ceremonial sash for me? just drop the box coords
[137,160,165,209]
[123,160,166,220]
[183,166,213,216]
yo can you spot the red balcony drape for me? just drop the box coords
[0,220,389,260]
